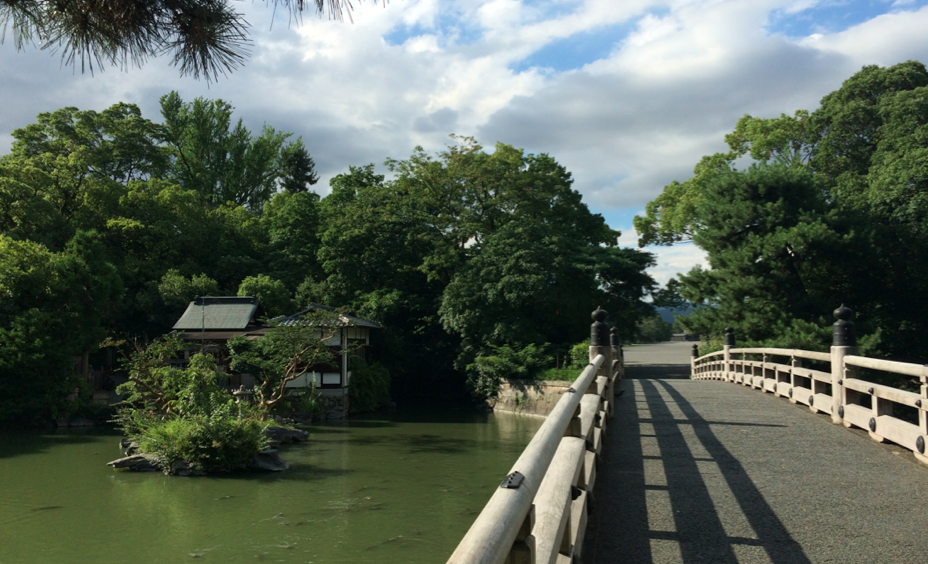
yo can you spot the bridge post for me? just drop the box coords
[831,305,858,425]
[610,326,623,381]
[724,326,735,383]
[691,344,698,378]
[921,369,927,462]
[590,307,615,417]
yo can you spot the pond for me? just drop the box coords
[0,408,543,564]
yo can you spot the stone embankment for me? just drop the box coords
[491,379,574,417]
[107,426,308,475]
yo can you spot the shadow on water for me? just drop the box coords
[585,379,809,564]
[310,432,479,455]
[212,466,357,484]
[0,429,117,460]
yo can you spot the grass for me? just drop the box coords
[536,367,585,382]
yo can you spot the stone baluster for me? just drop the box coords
[831,304,858,425]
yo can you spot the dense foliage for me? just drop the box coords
[636,315,673,344]
[0,98,657,423]
[348,360,391,413]
[316,138,656,398]
[635,61,928,360]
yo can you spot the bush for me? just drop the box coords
[276,389,323,417]
[130,407,268,473]
[349,361,391,413]
[569,340,590,367]
[466,343,551,400]
[536,367,584,381]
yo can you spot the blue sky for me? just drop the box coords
[2,0,928,284]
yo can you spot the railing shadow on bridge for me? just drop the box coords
[583,377,810,564]
[692,305,928,468]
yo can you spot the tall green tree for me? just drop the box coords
[316,139,656,396]
[261,190,322,290]
[160,91,291,210]
[279,138,319,193]
[638,61,928,359]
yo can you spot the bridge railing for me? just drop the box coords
[447,308,623,564]
[691,306,928,467]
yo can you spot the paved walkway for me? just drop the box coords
[583,342,928,564]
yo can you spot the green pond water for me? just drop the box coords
[0,408,543,564]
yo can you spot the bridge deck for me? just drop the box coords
[583,342,928,564]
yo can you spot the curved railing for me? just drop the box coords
[692,330,928,467]
[448,309,622,564]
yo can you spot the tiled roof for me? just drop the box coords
[173,296,260,330]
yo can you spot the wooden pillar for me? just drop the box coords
[691,344,698,379]
[918,372,927,464]
[723,326,734,383]
[831,304,858,425]
[341,326,348,388]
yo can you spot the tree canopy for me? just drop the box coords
[0,102,657,422]
[315,137,656,397]
[638,61,928,360]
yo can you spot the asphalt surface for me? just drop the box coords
[582,342,928,564]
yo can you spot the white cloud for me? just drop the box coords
[797,5,928,65]
[616,220,708,286]
[649,243,709,286]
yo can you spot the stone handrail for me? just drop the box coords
[729,347,832,362]
[691,309,928,467]
[448,307,622,564]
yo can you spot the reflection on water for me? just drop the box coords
[0,408,543,564]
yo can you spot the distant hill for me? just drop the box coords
[655,304,692,324]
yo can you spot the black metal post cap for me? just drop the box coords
[724,326,735,347]
[832,303,857,347]
[869,417,876,432]
[838,406,844,418]
[917,435,926,455]
[591,306,610,346]
[833,304,853,321]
